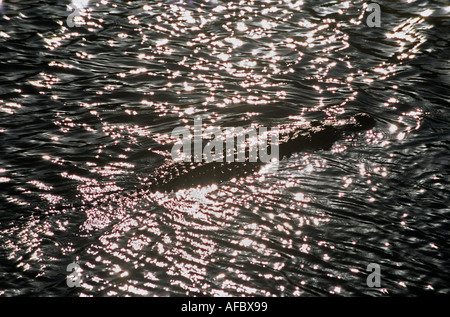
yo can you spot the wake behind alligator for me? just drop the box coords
[147,113,376,192]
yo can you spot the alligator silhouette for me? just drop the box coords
[147,113,375,192]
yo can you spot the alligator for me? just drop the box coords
[146,113,376,192]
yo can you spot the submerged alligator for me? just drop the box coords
[146,113,376,192]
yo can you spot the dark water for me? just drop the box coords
[0,0,449,296]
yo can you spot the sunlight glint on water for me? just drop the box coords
[0,0,448,296]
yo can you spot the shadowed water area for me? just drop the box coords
[0,0,449,296]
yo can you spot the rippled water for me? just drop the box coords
[0,0,449,296]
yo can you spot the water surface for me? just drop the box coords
[0,0,449,296]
